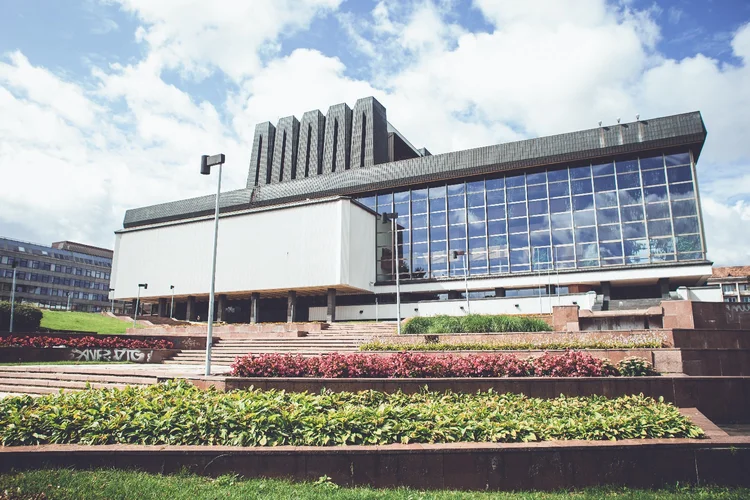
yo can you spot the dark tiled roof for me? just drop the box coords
[123,111,707,228]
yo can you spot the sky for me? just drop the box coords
[0,0,749,265]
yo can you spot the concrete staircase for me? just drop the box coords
[0,366,160,395]
[163,322,396,366]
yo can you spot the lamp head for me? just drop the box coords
[138,283,148,290]
[200,155,210,175]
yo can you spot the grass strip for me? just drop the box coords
[1,469,749,500]
[0,381,702,447]
[39,311,139,335]
[360,339,665,351]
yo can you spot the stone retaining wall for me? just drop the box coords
[0,332,207,350]
[0,347,179,364]
[125,323,322,336]
[373,330,674,347]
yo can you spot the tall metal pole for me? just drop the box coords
[392,217,401,335]
[463,252,470,314]
[133,287,141,329]
[9,267,16,333]
[205,163,222,376]
[375,295,378,322]
[170,286,175,318]
[67,292,72,311]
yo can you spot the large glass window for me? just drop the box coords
[359,149,703,280]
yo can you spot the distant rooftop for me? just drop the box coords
[710,266,750,279]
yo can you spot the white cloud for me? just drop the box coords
[701,198,750,265]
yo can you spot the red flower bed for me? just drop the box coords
[230,351,620,378]
[0,335,173,350]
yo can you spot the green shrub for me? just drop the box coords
[617,357,656,376]
[402,316,431,335]
[401,314,552,334]
[360,337,665,351]
[427,315,464,333]
[0,381,702,446]
[0,301,43,333]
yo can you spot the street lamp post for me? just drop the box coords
[66,292,72,312]
[134,283,148,329]
[9,260,17,333]
[201,153,226,376]
[452,250,470,314]
[382,212,401,335]
[109,288,115,314]
[170,285,175,318]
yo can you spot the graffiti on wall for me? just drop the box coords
[725,303,750,325]
[69,348,153,363]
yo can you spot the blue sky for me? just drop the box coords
[1,0,749,264]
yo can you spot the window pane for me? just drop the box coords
[616,159,639,173]
[571,178,592,195]
[573,194,594,211]
[644,186,668,204]
[574,211,596,227]
[510,249,530,265]
[508,203,527,218]
[507,187,526,203]
[669,182,695,200]
[646,203,670,220]
[550,198,572,213]
[448,210,466,225]
[548,181,570,198]
[486,177,504,190]
[448,195,465,210]
[672,199,697,217]
[619,188,642,206]
[429,186,446,199]
[449,224,467,238]
[467,192,484,207]
[486,190,504,205]
[530,231,551,247]
[447,183,465,196]
[431,226,447,240]
[430,212,447,226]
[554,245,575,261]
[624,239,649,258]
[648,220,673,237]
[506,174,525,187]
[650,237,674,255]
[600,242,623,257]
[594,176,616,192]
[394,191,409,203]
[668,165,693,183]
[508,218,528,233]
[547,169,569,182]
[570,165,591,179]
[467,180,484,193]
[528,184,547,200]
[617,173,641,189]
[529,215,549,232]
[526,171,547,185]
[598,225,621,241]
[620,205,645,223]
[510,233,529,248]
[575,227,597,243]
[551,213,572,229]
[576,243,599,260]
[413,228,428,242]
[596,208,619,224]
[528,200,548,216]
[642,169,666,186]
[488,220,506,235]
[622,222,646,239]
[468,222,485,237]
[665,152,691,166]
[640,156,664,170]
[592,162,614,176]
[412,199,428,214]
[674,217,699,235]
[487,205,505,220]
[468,207,485,222]
[552,229,574,245]
[595,192,617,208]
[676,235,702,254]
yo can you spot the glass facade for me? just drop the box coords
[357,149,705,281]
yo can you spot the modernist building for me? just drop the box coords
[0,238,116,313]
[708,267,750,303]
[111,97,713,322]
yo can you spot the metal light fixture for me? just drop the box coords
[134,283,148,329]
[452,250,470,314]
[382,212,401,335]
[109,288,115,314]
[170,285,175,319]
[201,153,226,376]
[9,259,17,333]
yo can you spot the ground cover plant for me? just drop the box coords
[230,351,654,378]
[3,470,749,500]
[0,381,702,446]
[39,310,139,334]
[360,336,665,352]
[0,335,173,349]
[403,314,551,334]
[0,301,42,332]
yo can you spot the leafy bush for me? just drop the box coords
[0,335,173,350]
[231,351,636,378]
[617,357,656,376]
[0,381,703,446]
[0,301,42,333]
[360,337,665,351]
[402,314,552,335]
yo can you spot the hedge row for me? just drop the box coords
[0,335,173,350]
[230,351,655,378]
[0,381,702,446]
[361,337,665,352]
[0,301,42,333]
[403,314,552,334]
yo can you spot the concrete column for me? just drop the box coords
[494,287,506,298]
[658,278,670,299]
[287,290,297,323]
[326,288,337,323]
[158,298,168,317]
[130,299,137,316]
[250,293,260,324]
[186,296,196,321]
[217,294,227,322]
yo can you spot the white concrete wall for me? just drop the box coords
[308,292,596,321]
[676,286,723,302]
[111,199,376,300]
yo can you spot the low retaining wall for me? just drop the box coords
[0,347,179,364]
[0,332,207,350]
[2,419,748,491]
[190,376,750,423]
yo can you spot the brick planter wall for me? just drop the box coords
[0,347,179,364]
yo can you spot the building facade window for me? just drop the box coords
[359,149,704,281]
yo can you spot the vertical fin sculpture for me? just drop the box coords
[297,110,326,178]
[350,97,388,168]
[270,116,300,183]
[322,103,352,174]
[247,122,276,188]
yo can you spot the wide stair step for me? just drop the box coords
[0,366,160,396]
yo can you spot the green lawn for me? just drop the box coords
[1,470,748,500]
[39,310,138,334]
